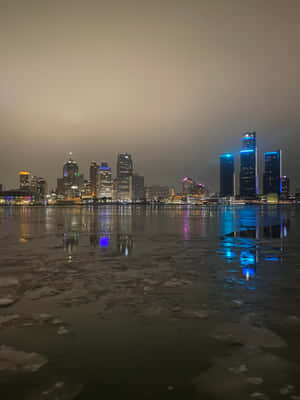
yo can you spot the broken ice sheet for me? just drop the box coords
[25,381,83,400]
[0,345,47,372]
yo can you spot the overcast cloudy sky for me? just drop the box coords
[1,0,300,191]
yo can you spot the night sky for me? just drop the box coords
[1,0,300,191]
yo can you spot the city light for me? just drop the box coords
[221,153,233,158]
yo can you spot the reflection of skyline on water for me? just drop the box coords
[218,206,289,281]
[59,206,134,257]
[0,205,292,268]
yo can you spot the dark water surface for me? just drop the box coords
[0,205,300,400]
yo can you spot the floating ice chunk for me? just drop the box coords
[52,318,64,325]
[229,364,248,374]
[232,299,243,307]
[247,377,264,385]
[0,277,19,288]
[250,393,268,399]
[0,345,47,372]
[280,385,294,395]
[38,381,82,400]
[0,297,17,307]
[0,314,19,326]
[57,326,69,335]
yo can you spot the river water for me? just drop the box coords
[0,205,300,399]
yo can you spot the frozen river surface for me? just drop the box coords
[0,205,300,400]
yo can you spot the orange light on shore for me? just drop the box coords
[19,171,30,175]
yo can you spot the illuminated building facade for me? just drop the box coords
[263,151,282,195]
[97,162,113,200]
[281,176,290,200]
[116,153,133,202]
[182,177,193,195]
[89,161,98,197]
[63,152,79,180]
[220,154,235,197]
[19,171,31,189]
[57,153,83,198]
[145,185,170,201]
[240,131,257,198]
[81,180,92,199]
[0,190,33,205]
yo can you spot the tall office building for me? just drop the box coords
[116,153,133,202]
[97,162,113,200]
[89,161,98,197]
[63,152,79,181]
[242,131,256,149]
[240,131,257,198]
[19,171,31,189]
[132,174,145,201]
[281,176,290,200]
[57,153,83,198]
[220,154,235,197]
[31,176,48,199]
[263,151,282,195]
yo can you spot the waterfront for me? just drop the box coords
[0,205,300,399]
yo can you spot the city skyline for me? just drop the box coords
[0,135,293,197]
[0,133,294,193]
[0,0,300,191]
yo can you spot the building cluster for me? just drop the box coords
[0,171,48,205]
[0,132,297,205]
[220,131,290,202]
[0,151,177,205]
[165,177,209,204]
[55,152,145,204]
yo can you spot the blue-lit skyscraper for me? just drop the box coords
[240,131,257,198]
[242,131,256,149]
[263,150,282,195]
[220,154,235,197]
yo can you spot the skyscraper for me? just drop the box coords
[132,174,145,202]
[116,153,133,202]
[242,131,256,149]
[31,176,48,200]
[97,162,113,200]
[57,153,83,198]
[263,151,282,195]
[281,176,290,200]
[220,154,235,197]
[89,161,98,197]
[240,131,257,198]
[63,152,79,181]
[19,171,31,189]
